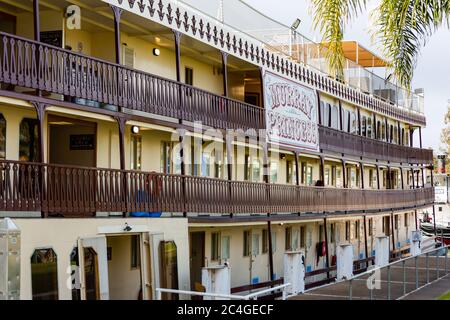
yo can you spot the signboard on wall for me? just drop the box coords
[40,30,63,48]
[263,71,319,152]
[70,134,95,150]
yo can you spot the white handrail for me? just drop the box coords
[244,284,291,300]
[156,283,291,300]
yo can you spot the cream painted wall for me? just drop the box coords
[191,210,417,288]
[49,124,96,167]
[16,11,63,40]
[14,217,190,300]
[0,104,42,161]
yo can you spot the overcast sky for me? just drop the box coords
[243,0,450,152]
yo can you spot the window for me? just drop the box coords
[286,160,294,184]
[404,213,409,227]
[83,247,100,300]
[331,165,337,186]
[211,232,220,261]
[345,221,350,241]
[161,141,173,174]
[344,110,350,132]
[394,215,399,230]
[301,162,306,184]
[201,152,211,177]
[251,233,260,256]
[130,135,142,171]
[185,67,193,85]
[330,224,335,243]
[383,216,390,235]
[244,154,261,182]
[350,112,357,134]
[361,116,367,137]
[214,150,225,179]
[389,124,394,143]
[292,228,300,250]
[243,230,251,256]
[31,248,58,300]
[331,105,339,129]
[381,122,386,141]
[367,117,372,138]
[369,169,374,188]
[131,235,141,269]
[270,161,278,183]
[300,226,306,248]
[321,102,330,127]
[285,227,292,250]
[70,247,81,300]
[368,218,373,236]
[324,167,331,186]
[19,118,40,162]
[320,101,326,126]
[376,121,381,139]
[355,221,360,239]
[159,241,179,300]
[262,229,269,253]
[393,126,398,144]
[263,230,276,253]
[306,165,313,186]
[336,167,342,187]
[221,236,231,260]
[0,114,5,159]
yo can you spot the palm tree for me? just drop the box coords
[309,0,450,89]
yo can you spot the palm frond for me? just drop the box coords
[309,0,367,79]
[373,0,450,90]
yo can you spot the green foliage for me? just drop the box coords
[310,0,366,79]
[309,0,450,89]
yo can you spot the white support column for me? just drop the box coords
[410,230,422,256]
[336,244,353,280]
[375,236,390,267]
[283,251,305,295]
[201,265,231,300]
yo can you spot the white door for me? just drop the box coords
[150,233,164,298]
[78,235,110,300]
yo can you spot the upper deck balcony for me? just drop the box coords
[0,160,434,217]
[177,0,425,117]
[0,0,431,165]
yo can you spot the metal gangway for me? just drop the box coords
[295,243,449,300]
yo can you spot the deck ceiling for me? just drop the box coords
[0,0,257,71]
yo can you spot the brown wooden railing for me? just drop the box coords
[0,32,433,166]
[319,126,433,164]
[0,32,264,131]
[0,160,434,216]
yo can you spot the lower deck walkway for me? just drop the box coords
[401,274,450,300]
[291,255,449,300]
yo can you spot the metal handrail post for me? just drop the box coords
[349,279,353,300]
[446,248,448,274]
[426,253,429,283]
[436,251,439,279]
[387,265,391,300]
[415,256,419,289]
[403,260,406,296]
[156,289,162,300]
